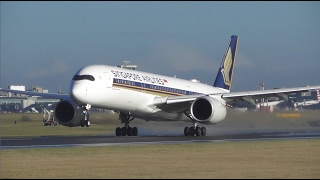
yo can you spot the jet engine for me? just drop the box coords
[54,99,85,127]
[190,96,227,124]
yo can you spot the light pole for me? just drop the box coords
[259,83,265,106]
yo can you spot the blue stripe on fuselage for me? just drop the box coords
[113,78,200,96]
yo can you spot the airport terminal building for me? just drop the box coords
[0,85,59,113]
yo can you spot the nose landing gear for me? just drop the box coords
[80,104,91,127]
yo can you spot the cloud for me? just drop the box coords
[147,39,217,72]
[235,52,256,69]
[51,60,68,74]
[26,60,68,79]
[26,68,48,79]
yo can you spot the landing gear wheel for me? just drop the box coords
[132,127,138,136]
[189,127,195,136]
[184,124,207,136]
[115,112,139,137]
[116,127,121,136]
[201,127,206,136]
[127,127,133,136]
[85,120,90,127]
[184,127,190,136]
[121,127,127,136]
[80,120,85,127]
[196,127,201,136]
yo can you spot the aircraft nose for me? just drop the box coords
[70,84,85,103]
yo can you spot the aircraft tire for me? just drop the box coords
[184,127,190,136]
[121,127,127,136]
[80,120,85,127]
[127,127,133,136]
[200,127,206,136]
[132,127,138,136]
[196,127,201,136]
[189,127,195,136]
[115,127,121,136]
[85,120,90,127]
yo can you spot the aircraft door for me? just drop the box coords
[141,82,146,93]
[103,72,113,88]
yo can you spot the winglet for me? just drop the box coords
[213,35,239,92]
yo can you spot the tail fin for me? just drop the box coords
[213,35,239,92]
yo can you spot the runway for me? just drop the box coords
[2,130,320,149]
[2,110,320,149]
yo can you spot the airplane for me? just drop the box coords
[1,35,320,137]
[258,89,320,109]
[293,89,320,108]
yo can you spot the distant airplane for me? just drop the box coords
[293,90,320,108]
[1,35,320,136]
[261,89,320,109]
[256,100,285,108]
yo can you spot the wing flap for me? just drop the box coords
[222,85,320,105]
[152,94,204,113]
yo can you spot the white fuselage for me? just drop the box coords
[70,64,227,122]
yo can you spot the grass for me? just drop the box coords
[1,139,320,178]
[1,109,319,138]
[0,112,120,138]
[1,110,320,178]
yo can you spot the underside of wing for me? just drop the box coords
[152,94,204,113]
[152,94,224,113]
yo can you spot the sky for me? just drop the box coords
[1,1,320,93]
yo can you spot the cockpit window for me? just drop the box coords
[72,75,95,81]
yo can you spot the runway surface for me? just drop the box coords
[2,110,320,149]
[2,130,320,149]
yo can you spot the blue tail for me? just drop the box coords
[213,35,239,91]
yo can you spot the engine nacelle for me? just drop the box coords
[54,99,85,127]
[190,96,227,124]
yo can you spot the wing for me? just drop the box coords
[222,85,320,106]
[152,85,320,113]
[0,88,70,100]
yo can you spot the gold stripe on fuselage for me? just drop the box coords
[113,83,184,97]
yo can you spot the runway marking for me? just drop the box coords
[1,138,32,140]
[1,136,319,150]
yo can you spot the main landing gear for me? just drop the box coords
[184,122,206,136]
[115,112,138,136]
[80,104,91,127]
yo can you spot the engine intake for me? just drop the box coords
[190,96,227,124]
[54,99,85,127]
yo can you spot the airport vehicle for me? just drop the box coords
[43,108,59,126]
[1,35,320,137]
